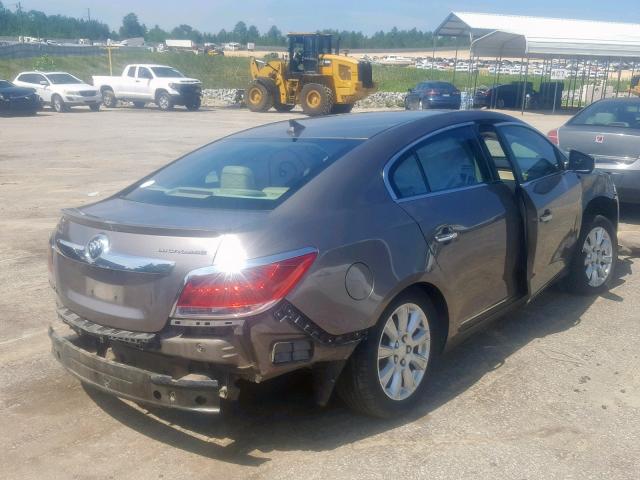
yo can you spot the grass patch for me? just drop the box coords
[0,51,632,94]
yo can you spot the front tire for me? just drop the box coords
[101,89,117,108]
[156,91,174,111]
[566,215,617,295]
[246,81,273,112]
[337,290,439,418]
[300,83,333,116]
[52,94,66,113]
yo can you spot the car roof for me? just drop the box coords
[18,71,76,76]
[130,64,172,68]
[230,110,520,140]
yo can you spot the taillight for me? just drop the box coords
[426,89,441,96]
[547,128,559,146]
[174,250,317,318]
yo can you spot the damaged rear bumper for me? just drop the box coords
[49,326,221,413]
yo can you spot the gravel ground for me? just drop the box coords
[1,106,639,480]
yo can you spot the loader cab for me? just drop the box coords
[288,33,333,75]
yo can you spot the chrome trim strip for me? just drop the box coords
[54,238,175,274]
[170,246,319,321]
[382,122,476,202]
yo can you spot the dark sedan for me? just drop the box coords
[49,111,618,418]
[405,81,461,110]
[549,98,640,203]
[474,82,534,109]
[0,79,40,115]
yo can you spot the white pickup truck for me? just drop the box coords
[92,64,202,111]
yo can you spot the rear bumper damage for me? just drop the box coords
[49,302,362,412]
[49,325,221,413]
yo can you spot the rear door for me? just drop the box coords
[119,65,138,96]
[134,66,154,99]
[387,124,524,325]
[495,123,582,295]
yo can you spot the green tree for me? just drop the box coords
[146,24,168,43]
[119,13,146,38]
[233,21,247,43]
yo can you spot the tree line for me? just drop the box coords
[0,2,111,40]
[0,4,466,49]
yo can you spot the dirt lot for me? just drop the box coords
[1,106,639,480]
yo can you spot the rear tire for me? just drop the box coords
[331,103,354,114]
[300,83,333,116]
[337,289,440,418]
[246,81,273,112]
[52,94,66,113]
[156,91,174,111]
[566,215,617,295]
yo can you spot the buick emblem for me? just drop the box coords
[595,135,605,144]
[85,234,109,262]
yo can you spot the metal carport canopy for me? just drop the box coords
[435,12,640,59]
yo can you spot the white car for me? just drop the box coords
[92,64,202,111]
[13,71,101,112]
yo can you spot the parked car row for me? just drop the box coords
[1,64,203,115]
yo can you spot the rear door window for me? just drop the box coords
[127,66,137,78]
[122,138,361,210]
[388,126,488,198]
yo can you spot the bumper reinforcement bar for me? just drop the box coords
[49,326,220,413]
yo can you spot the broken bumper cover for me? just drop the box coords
[49,326,221,413]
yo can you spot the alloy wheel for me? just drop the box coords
[377,303,431,401]
[583,226,613,287]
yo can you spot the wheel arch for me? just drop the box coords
[99,85,113,93]
[583,195,618,230]
[154,88,169,101]
[378,282,450,353]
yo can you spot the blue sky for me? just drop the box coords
[14,0,640,34]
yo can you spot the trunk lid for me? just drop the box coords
[52,198,269,332]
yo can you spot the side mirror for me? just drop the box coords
[568,150,595,173]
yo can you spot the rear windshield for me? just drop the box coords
[0,80,13,88]
[570,101,640,129]
[416,82,454,91]
[151,67,184,78]
[122,137,362,210]
[47,73,82,84]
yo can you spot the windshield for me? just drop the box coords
[570,101,640,129]
[0,80,14,88]
[151,67,185,78]
[46,73,83,84]
[122,137,362,210]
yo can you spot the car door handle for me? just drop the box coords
[434,228,458,243]
[539,210,553,223]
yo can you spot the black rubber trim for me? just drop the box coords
[273,301,366,345]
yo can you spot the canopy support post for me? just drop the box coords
[451,36,460,84]
[521,57,530,115]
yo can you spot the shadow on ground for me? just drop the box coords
[85,257,634,466]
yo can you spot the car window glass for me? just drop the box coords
[389,153,428,199]
[138,67,153,79]
[500,125,561,182]
[570,101,640,129]
[127,66,137,78]
[47,73,82,84]
[413,127,486,192]
[122,138,362,210]
[480,134,515,182]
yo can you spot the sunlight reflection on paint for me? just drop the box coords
[213,234,247,273]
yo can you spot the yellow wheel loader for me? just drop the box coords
[247,33,376,115]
